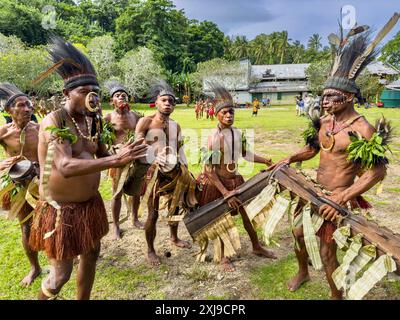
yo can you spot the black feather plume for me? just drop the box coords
[149,79,175,101]
[47,36,97,80]
[0,83,27,108]
[375,116,393,145]
[207,81,234,109]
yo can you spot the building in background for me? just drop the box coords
[203,59,399,106]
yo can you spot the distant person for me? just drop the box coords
[252,99,260,116]
[295,95,301,116]
[304,93,313,116]
[300,99,305,115]
[262,97,267,106]
[266,97,271,107]
[309,95,321,119]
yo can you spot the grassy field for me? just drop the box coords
[0,104,399,300]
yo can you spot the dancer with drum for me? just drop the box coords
[0,83,41,286]
[103,80,145,239]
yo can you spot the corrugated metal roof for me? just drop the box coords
[386,79,400,89]
[250,80,308,92]
[251,64,309,79]
[366,61,399,75]
[250,61,398,80]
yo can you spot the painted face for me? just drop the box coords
[66,85,100,115]
[112,91,129,110]
[217,107,234,126]
[322,88,354,114]
[8,96,33,124]
[156,95,175,115]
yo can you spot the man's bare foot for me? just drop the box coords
[147,252,161,266]
[253,246,277,259]
[331,293,343,300]
[133,220,145,230]
[112,225,122,240]
[20,267,41,287]
[171,238,192,249]
[221,257,235,272]
[287,273,310,291]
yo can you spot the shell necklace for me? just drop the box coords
[68,113,98,142]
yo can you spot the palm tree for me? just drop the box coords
[266,33,279,64]
[251,34,269,64]
[277,31,291,64]
[308,33,322,51]
[231,36,249,60]
[290,40,306,63]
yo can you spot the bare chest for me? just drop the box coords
[70,136,99,158]
[109,113,137,134]
[319,125,353,154]
[146,121,179,148]
[2,127,39,159]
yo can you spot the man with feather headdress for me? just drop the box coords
[269,13,399,299]
[0,83,41,286]
[103,80,145,239]
[28,36,148,299]
[135,80,197,266]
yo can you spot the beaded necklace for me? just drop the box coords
[67,113,98,142]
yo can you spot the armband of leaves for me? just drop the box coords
[302,117,321,150]
[347,132,390,169]
[0,171,20,198]
[1,171,12,189]
[45,125,77,144]
[100,121,117,146]
[347,116,392,169]
[124,129,135,143]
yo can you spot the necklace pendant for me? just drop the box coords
[226,162,237,173]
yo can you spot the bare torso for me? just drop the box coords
[104,110,140,145]
[38,110,101,202]
[209,126,242,179]
[317,115,373,192]
[137,115,180,164]
[0,122,39,162]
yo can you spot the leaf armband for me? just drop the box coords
[347,116,393,169]
[45,125,77,144]
[302,117,321,150]
[100,121,117,146]
[347,132,389,169]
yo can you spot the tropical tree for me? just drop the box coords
[305,60,331,94]
[277,31,290,64]
[380,31,400,69]
[118,46,164,99]
[87,35,118,83]
[231,36,249,60]
[250,34,269,64]
[289,40,306,63]
[308,33,323,51]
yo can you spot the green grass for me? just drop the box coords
[251,253,330,300]
[1,104,400,299]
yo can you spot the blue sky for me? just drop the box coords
[172,0,399,46]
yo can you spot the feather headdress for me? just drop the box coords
[149,80,176,102]
[0,83,28,110]
[325,12,399,95]
[104,80,129,98]
[207,82,234,114]
[33,36,99,90]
